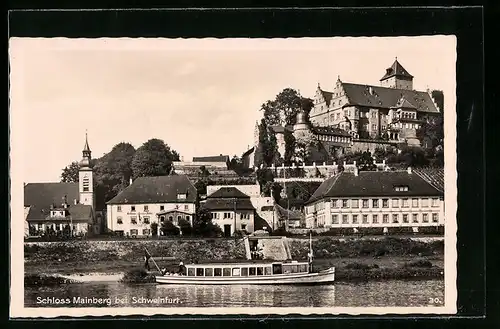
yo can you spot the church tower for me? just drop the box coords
[380,58,414,90]
[78,132,94,209]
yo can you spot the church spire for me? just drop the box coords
[80,131,92,168]
[83,131,91,153]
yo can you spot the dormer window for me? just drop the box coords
[394,185,409,192]
[177,193,187,200]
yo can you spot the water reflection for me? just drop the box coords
[25,279,443,308]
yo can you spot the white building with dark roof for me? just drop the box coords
[304,168,444,230]
[105,175,197,237]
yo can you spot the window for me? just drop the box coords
[342,200,349,208]
[160,216,165,222]
[130,229,138,236]
[432,213,439,223]
[184,205,189,211]
[422,213,429,223]
[257,267,264,276]
[422,199,429,207]
[392,214,399,223]
[223,268,231,276]
[131,206,136,212]
[232,268,241,276]
[362,214,368,224]
[168,216,173,221]
[142,229,151,235]
[332,214,339,224]
[412,214,419,223]
[205,268,213,276]
[160,205,165,211]
[196,268,204,276]
[372,124,377,131]
[249,267,256,276]
[82,176,90,192]
[352,199,359,208]
[130,216,137,224]
[188,268,195,276]
[143,205,149,212]
[177,193,187,200]
[372,214,378,224]
[117,206,122,212]
[432,198,439,207]
[382,199,389,208]
[117,217,123,224]
[394,186,409,192]
[352,215,358,224]
[223,213,232,219]
[372,199,379,208]
[402,199,409,207]
[403,214,409,223]
[412,198,419,207]
[214,268,222,276]
[342,215,349,224]
[241,268,248,276]
[177,216,182,222]
[186,215,190,222]
[362,199,369,208]
[331,199,339,208]
[392,199,399,207]
[265,267,272,275]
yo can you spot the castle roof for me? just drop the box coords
[106,175,197,204]
[380,59,414,81]
[306,170,443,204]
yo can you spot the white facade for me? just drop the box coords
[305,196,444,229]
[106,202,196,236]
[209,210,255,235]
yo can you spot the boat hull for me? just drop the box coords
[155,268,335,285]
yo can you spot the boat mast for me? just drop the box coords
[308,231,314,271]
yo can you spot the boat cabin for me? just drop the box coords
[184,261,310,277]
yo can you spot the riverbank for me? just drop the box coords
[24,237,444,285]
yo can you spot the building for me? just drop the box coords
[310,58,441,144]
[172,155,230,174]
[106,175,197,237]
[202,187,256,236]
[304,167,444,231]
[24,134,97,237]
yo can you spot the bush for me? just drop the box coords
[344,262,379,270]
[404,260,433,268]
[25,274,75,287]
[120,269,156,283]
[161,221,180,236]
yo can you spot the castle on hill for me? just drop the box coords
[242,58,442,168]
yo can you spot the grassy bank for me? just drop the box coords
[25,274,76,287]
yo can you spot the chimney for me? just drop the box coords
[354,167,359,177]
[407,167,412,174]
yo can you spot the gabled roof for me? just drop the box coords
[341,83,440,113]
[192,155,229,163]
[24,182,80,209]
[26,204,93,221]
[380,59,414,81]
[413,168,444,192]
[106,175,197,204]
[207,187,250,199]
[320,90,333,106]
[202,198,255,211]
[393,96,417,109]
[307,170,443,204]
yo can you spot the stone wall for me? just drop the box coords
[350,139,399,153]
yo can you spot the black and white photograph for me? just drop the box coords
[9,35,457,316]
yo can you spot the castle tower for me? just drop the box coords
[78,132,94,209]
[380,58,414,90]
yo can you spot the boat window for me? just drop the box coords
[187,268,195,276]
[299,264,307,273]
[264,267,272,275]
[241,268,248,276]
[196,268,204,276]
[291,265,299,273]
[214,268,222,276]
[205,268,213,276]
[257,267,264,276]
[283,266,292,274]
[272,264,282,275]
[249,267,256,276]
[223,268,231,276]
[232,268,241,276]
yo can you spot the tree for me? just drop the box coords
[256,168,275,196]
[131,139,180,178]
[178,218,192,236]
[294,130,318,164]
[161,221,180,236]
[283,130,296,165]
[150,222,158,237]
[61,162,80,183]
[357,151,377,171]
[431,90,444,112]
[260,88,314,126]
[417,115,443,150]
[254,119,278,168]
[192,207,223,237]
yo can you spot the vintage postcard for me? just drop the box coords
[9,36,457,317]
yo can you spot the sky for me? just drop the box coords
[9,36,456,183]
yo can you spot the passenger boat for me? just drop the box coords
[153,233,335,285]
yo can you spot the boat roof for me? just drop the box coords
[185,260,308,267]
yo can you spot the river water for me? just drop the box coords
[25,279,444,308]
